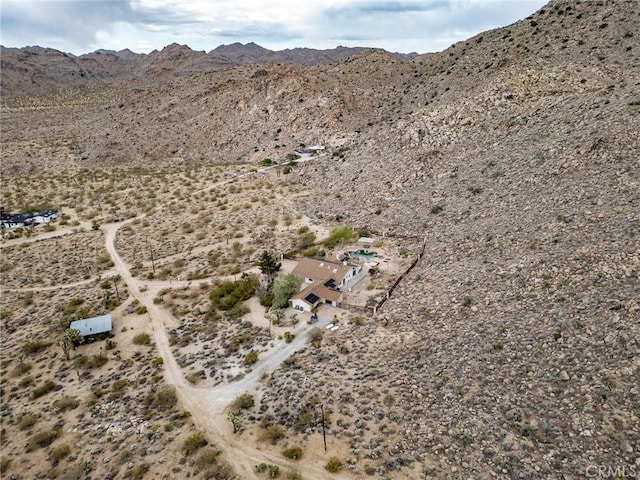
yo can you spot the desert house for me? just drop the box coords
[70,314,113,337]
[290,257,363,312]
[0,209,58,228]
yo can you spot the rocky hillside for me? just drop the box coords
[1,0,639,478]
[0,43,385,98]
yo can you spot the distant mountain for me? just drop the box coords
[0,42,407,98]
[210,42,391,66]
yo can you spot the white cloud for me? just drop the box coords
[0,0,547,55]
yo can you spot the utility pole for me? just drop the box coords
[320,404,327,451]
[147,240,156,273]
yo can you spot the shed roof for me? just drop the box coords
[70,314,113,337]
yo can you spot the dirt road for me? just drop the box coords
[104,219,350,479]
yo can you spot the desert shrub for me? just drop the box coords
[112,379,128,391]
[323,225,357,249]
[284,332,295,343]
[30,380,57,399]
[153,385,178,410]
[363,464,376,475]
[308,328,324,347]
[259,294,273,308]
[186,371,204,384]
[262,425,285,445]
[286,469,302,480]
[243,351,258,366]
[300,246,324,257]
[131,463,150,480]
[209,275,257,312]
[194,447,220,469]
[268,465,280,478]
[136,305,148,315]
[281,446,303,460]
[383,394,395,406]
[18,413,39,430]
[228,301,249,318]
[51,443,71,461]
[74,353,108,369]
[19,375,34,387]
[202,462,235,480]
[28,430,57,451]
[21,340,49,355]
[430,205,443,214]
[133,332,151,345]
[10,362,32,377]
[53,395,79,412]
[0,457,11,475]
[325,457,344,473]
[294,408,314,432]
[232,393,255,410]
[182,431,208,456]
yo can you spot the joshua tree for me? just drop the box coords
[58,328,82,360]
[227,410,243,434]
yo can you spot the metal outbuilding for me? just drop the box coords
[70,314,113,337]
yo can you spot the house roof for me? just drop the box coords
[1,213,33,223]
[292,283,343,305]
[292,257,352,284]
[70,314,112,337]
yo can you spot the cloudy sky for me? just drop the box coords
[1,0,547,55]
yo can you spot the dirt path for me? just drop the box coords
[104,219,351,480]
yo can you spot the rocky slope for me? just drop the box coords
[1,0,639,478]
[0,42,386,98]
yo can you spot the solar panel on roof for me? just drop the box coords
[323,279,336,288]
[305,293,320,304]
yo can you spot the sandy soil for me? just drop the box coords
[103,219,355,479]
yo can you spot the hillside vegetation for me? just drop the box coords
[1,1,638,479]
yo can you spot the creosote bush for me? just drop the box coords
[0,457,11,475]
[262,425,285,445]
[232,393,255,410]
[244,351,258,366]
[27,430,58,451]
[18,413,39,430]
[194,447,220,469]
[152,385,178,410]
[53,395,79,412]
[30,380,57,399]
[133,332,151,345]
[281,446,303,460]
[325,457,344,473]
[182,431,208,456]
[51,443,71,462]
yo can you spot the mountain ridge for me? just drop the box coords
[1,1,638,478]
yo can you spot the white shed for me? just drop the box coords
[70,314,113,337]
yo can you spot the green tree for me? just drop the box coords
[258,251,281,276]
[271,274,302,309]
[57,328,83,360]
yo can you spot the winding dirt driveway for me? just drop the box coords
[104,219,350,479]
